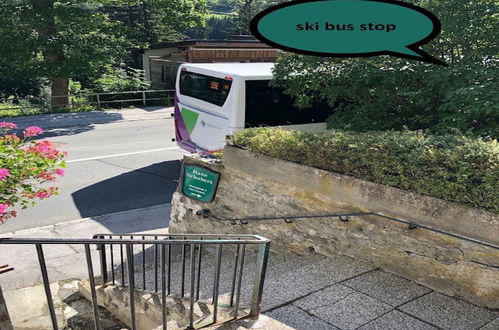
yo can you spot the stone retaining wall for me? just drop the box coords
[170,146,499,309]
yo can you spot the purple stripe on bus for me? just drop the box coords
[174,94,197,153]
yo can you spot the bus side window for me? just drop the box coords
[245,80,334,127]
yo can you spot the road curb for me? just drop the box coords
[0,203,171,237]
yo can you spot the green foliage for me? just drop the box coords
[186,16,237,39]
[230,128,499,213]
[0,103,44,118]
[271,0,498,138]
[0,0,131,101]
[0,0,207,98]
[233,0,266,34]
[91,65,150,93]
[208,0,237,13]
[147,0,208,43]
[105,0,208,46]
[1,1,129,79]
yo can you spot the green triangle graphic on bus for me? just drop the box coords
[181,108,199,135]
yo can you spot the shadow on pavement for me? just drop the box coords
[10,111,125,138]
[71,160,182,232]
[129,106,170,112]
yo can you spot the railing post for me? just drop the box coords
[249,241,270,318]
[0,284,13,330]
[97,236,108,285]
[85,244,101,330]
[142,91,146,106]
[126,244,137,330]
[96,93,101,109]
[0,265,14,330]
[36,244,59,330]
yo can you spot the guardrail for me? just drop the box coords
[197,208,499,250]
[0,89,175,111]
[0,234,271,330]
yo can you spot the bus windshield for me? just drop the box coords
[179,71,232,107]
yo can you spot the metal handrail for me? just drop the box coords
[0,89,175,111]
[0,234,271,330]
[197,208,499,250]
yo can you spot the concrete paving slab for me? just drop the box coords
[4,282,65,329]
[310,292,392,330]
[0,204,170,290]
[342,269,432,307]
[293,284,354,311]
[399,291,498,330]
[258,252,375,310]
[357,310,438,330]
[205,314,295,330]
[480,317,499,330]
[265,305,338,330]
[3,279,126,330]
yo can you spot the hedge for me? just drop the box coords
[228,128,498,214]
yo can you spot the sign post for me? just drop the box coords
[182,165,221,202]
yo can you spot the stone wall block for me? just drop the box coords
[170,148,499,309]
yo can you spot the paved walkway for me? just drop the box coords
[0,205,497,330]
[0,204,170,290]
[8,106,173,132]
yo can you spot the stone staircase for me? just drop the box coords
[5,245,498,329]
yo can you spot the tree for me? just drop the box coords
[0,1,129,106]
[186,16,237,39]
[234,0,265,34]
[270,0,498,137]
[104,0,207,46]
[0,0,207,105]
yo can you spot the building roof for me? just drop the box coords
[147,38,271,50]
[181,62,275,79]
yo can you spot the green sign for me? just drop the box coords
[182,165,220,202]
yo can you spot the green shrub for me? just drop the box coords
[229,128,499,213]
[91,64,150,93]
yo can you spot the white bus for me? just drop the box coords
[173,62,332,153]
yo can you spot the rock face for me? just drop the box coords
[170,146,499,309]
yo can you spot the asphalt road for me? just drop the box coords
[1,107,188,233]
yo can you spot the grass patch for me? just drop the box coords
[229,127,499,213]
[0,102,98,118]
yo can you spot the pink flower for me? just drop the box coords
[0,122,17,129]
[37,171,56,181]
[2,134,20,142]
[35,187,58,199]
[0,203,8,214]
[55,168,65,176]
[23,126,44,138]
[0,168,11,181]
[35,190,50,199]
[27,140,64,160]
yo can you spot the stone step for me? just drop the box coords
[103,243,374,313]
[3,279,126,330]
[79,281,250,329]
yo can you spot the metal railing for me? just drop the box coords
[0,89,175,111]
[0,265,14,330]
[197,208,499,251]
[0,234,271,330]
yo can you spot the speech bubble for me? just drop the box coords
[250,0,447,66]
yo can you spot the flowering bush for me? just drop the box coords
[0,122,66,222]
